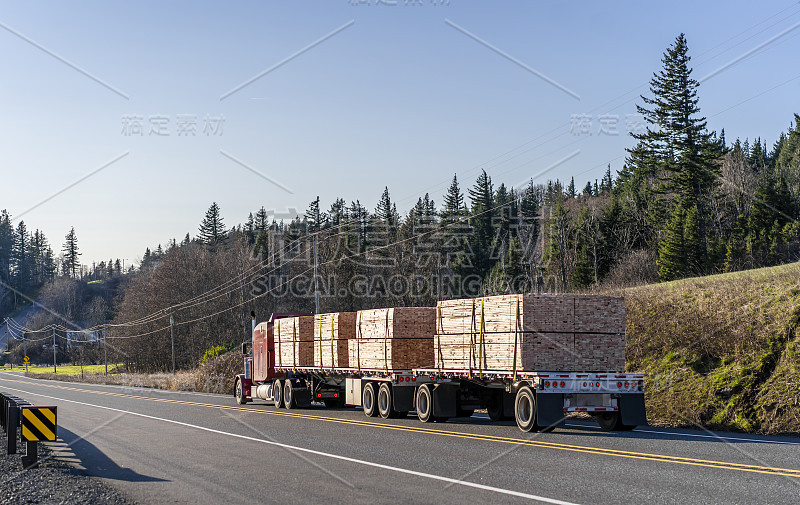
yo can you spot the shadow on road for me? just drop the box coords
[56,427,168,482]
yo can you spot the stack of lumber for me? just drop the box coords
[435,294,625,372]
[274,316,314,368]
[348,307,435,370]
[313,312,357,368]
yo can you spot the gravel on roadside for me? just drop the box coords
[0,432,132,505]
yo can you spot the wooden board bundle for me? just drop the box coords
[274,316,314,368]
[313,312,357,368]
[435,295,626,372]
[348,307,435,370]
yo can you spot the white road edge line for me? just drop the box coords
[2,373,226,398]
[3,386,582,505]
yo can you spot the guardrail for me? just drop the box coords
[1,392,57,468]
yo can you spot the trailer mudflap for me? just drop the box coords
[536,393,564,428]
[502,391,515,418]
[433,384,457,418]
[393,385,415,413]
[620,393,647,426]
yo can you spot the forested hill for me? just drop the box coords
[2,33,799,375]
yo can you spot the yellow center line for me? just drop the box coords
[3,376,799,478]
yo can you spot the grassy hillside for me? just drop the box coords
[614,262,800,435]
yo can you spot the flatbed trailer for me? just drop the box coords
[235,314,647,432]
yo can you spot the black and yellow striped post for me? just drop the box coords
[20,406,57,468]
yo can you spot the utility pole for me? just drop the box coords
[53,327,57,373]
[313,234,320,314]
[23,325,28,372]
[170,310,175,374]
[103,325,108,375]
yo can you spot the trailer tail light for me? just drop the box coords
[334,393,338,397]
[583,382,587,387]
[545,381,550,387]
[617,382,622,388]
[412,377,416,381]
[317,393,322,398]
[560,381,565,387]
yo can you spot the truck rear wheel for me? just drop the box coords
[415,384,435,423]
[235,379,249,405]
[514,386,539,432]
[272,379,284,408]
[362,382,379,417]
[378,383,396,419]
[283,380,296,409]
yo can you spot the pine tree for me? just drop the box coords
[305,196,327,233]
[467,170,496,279]
[627,33,724,272]
[657,203,686,281]
[198,202,226,245]
[582,181,593,196]
[441,174,466,223]
[12,221,30,289]
[566,177,576,199]
[0,210,13,286]
[62,226,81,279]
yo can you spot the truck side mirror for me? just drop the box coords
[241,342,249,355]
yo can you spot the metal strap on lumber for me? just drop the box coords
[292,319,297,372]
[436,305,444,371]
[317,315,324,368]
[478,298,485,378]
[356,313,362,373]
[276,320,282,368]
[330,317,335,369]
[469,299,476,379]
[513,295,520,382]
[383,309,390,373]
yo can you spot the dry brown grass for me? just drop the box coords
[24,352,243,395]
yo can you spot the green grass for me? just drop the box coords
[611,261,800,434]
[1,364,123,375]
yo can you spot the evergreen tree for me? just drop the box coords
[198,202,226,245]
[626,33,723,274]
[12,221,30,289]
[305,196,326,233]
[467,170,496,279]
[657,203,686,281]
[441,174,467,223]
[0,210,13,286]
[62,226,81,279]
[566,177,576,199]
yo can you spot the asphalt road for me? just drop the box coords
[1,372,798,505]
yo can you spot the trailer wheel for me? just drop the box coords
[377,383,396,419]
[272,379,284,408]
[235,379,249,405]
[596,411,634,431]
[514,386,539,432]
[362,382,379,417]
[283,380,296,409]
[487,394,503,422]
[415,384,435,423]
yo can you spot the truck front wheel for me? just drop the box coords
[235,379,249,405]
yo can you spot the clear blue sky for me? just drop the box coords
[2,1,799,266]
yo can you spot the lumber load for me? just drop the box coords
[274,315,314,368]
[435,294,625,372]
[313,312,357,368]
[348,307,435,370]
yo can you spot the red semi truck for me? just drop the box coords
[234,312,647,432]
